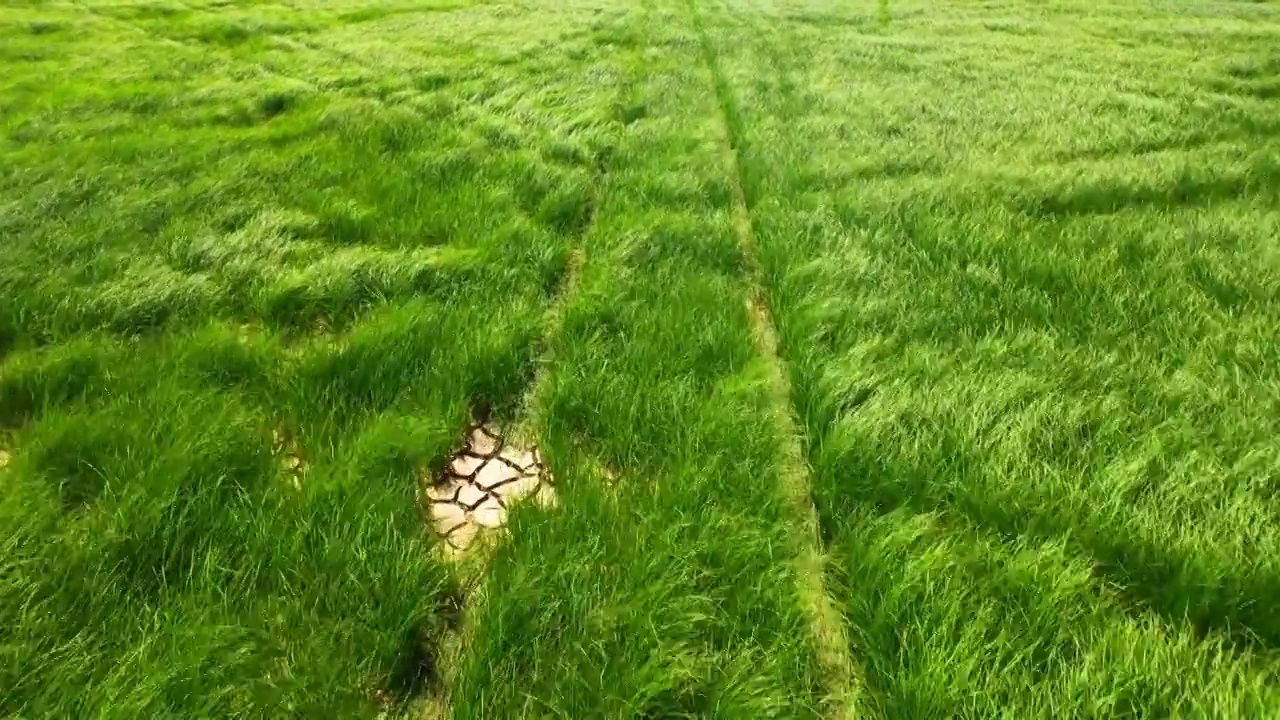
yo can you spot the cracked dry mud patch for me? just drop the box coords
[422,422,555,556]
[271,428,307,489]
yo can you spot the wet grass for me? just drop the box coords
[3,0,1280,718]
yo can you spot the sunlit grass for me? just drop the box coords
[696,0,1280,715]
[3,0,1280,717]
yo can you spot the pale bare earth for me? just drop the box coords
[423,423,555,555]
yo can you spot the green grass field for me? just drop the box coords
[2,0,1279,717]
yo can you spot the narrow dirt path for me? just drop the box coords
[686,2,865,718]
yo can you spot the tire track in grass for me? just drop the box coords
[412,161,603,720]
[686,2,864,718]
[444,4,835,711]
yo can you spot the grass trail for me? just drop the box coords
[687,0,863,715]
[421,79,603,720]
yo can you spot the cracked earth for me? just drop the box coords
[423,422,555,555]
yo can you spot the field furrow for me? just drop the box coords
[687,0,864,715]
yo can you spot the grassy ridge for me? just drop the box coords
[696,0,1280,715]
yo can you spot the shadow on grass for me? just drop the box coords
[1016,158,1280,218]
[816,438,1280,653]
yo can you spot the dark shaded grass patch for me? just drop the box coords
[820,503,1280,719]
[812,421,1280,652]
[0,340,111,428]
[1015,156,1280,218]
